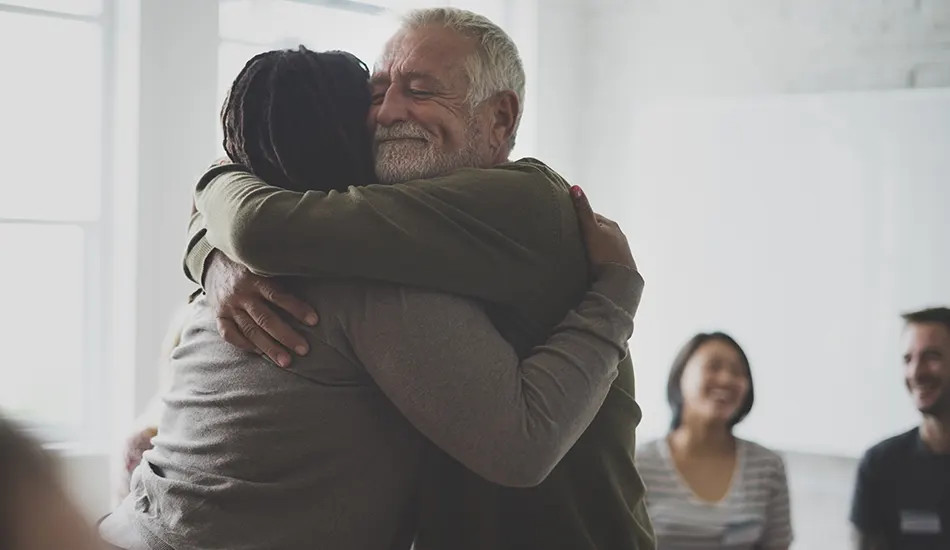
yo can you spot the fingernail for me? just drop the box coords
[278,353,291,368]
[305,314,318,326]
[295,345,308,356]
[570,186,583,199]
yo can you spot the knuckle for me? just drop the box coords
[235,315,257,335]
[254,279,277,298]
[248,306,271,326]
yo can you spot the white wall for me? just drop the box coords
[597,0,950,97]
[581,1,950,546]
[582,0,950,459]
[619,89,950,457]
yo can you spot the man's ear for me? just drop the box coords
[488,90,520,155]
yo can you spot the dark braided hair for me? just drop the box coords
[221,46,376,192]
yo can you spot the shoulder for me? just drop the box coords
[741,439,785,465]
[860,428,920,470]
[440,158,572,218]
[420,157,570,194]
[739,439,789,483]
[500,157,572,191]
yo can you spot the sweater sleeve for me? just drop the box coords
[348,263,644,488]
[186,160,575,305]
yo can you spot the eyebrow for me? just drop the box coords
[405,71,445,87]
[369,71,447,90]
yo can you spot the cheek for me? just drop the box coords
[366,106,379,132]
[679,370,707,401]
[736,377,751,397]
[410,104,470,144]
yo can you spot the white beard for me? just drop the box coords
[374,120,483,184]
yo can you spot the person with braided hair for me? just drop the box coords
[218,47,377,194]
[99,39,647,549]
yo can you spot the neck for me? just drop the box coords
[670,420,734,456]
[920,410,950,454]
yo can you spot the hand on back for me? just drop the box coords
[204,251,318,367]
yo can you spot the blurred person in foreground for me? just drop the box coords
[0,414,105,550]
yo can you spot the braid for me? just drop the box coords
[221,46,375,193]
[221,51,276,167]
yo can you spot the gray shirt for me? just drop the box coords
[103,263,642,550]
[636,438,793,550]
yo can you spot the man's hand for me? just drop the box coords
[204,251,318,367]
[570,185,637,272]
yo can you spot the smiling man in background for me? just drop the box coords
[851,307,950,550]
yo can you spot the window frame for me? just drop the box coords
[0,0,114,448]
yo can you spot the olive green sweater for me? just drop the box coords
[184,158,655,550]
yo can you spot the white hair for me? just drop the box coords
[401,7,525,151]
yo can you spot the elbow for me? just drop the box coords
[502,463,557,489]
[473,445,562,488]
[226,217,276,274]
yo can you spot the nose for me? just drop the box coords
[374,87,410,128]
[714,368,741,387]
[907,357,927,381]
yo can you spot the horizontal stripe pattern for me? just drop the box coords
[636,438,793,550]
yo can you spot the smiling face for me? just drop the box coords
[368,25,491,184]
[903,322,950,417]
[679,339,752,427]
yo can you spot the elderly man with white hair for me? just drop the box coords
[108,7,654,550]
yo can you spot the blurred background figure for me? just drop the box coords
[0,414,105,550]
[637,332,792,550]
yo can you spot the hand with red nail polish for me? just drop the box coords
[570,187,637,271]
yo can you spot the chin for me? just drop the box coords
[916,392,950,416]
[710,404,740,418]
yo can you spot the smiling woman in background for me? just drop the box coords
[637,332,793,550]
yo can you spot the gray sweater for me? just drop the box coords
[104,263,643,550]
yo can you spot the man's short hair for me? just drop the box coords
[401,7,525,151]
[902,307,950,333]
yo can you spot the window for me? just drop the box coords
[0,1,112,444]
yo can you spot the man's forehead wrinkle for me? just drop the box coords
[370,27,475,99]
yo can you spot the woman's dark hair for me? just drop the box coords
[0,415,55,548]
[666,332,755,431]
[221,46,376,193]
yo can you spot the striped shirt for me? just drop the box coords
[636,437,793,550]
